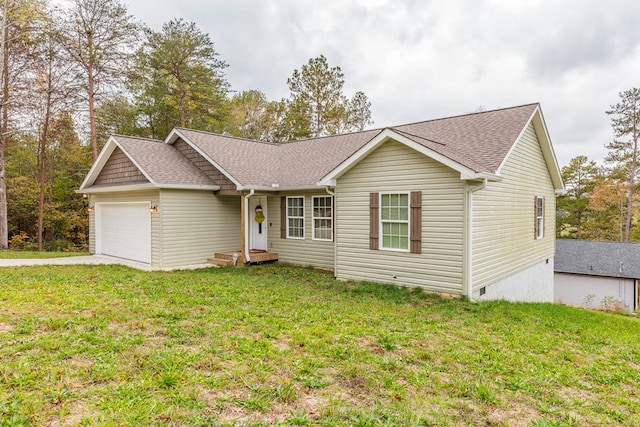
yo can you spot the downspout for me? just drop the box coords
[244,188,254,264]
[325,187,336,277]
[465,178,487,300]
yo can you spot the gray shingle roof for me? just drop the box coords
[175,103,539,187]
[392,104,538,174]
[114,135,217,187]
[555,239,640,279]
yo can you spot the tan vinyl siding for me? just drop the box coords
[159,189,240,268]
[173,138,240,195]
[267,192,335,270]
[88,190,159,264]
[94,148,148,185]
[335,140,465,294]
[472,124,556,291]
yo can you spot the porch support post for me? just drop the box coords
[242,189,254,264]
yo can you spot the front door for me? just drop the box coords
[250,197,267,251]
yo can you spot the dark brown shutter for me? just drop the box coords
[369,192,379,250]
[410,191,422,254]
[281,196,287,239]
[534,196,539,239]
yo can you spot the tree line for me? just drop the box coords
[0,0,373,251]
[557,88,640,242]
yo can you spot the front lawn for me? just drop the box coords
[0,264,639,426]
[0,251,89,259]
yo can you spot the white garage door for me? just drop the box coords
[96,203,151,263]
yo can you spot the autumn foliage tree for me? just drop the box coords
[556,155,602,238]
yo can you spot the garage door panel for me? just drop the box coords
[97,203,151,263]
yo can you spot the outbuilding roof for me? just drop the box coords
[555,239,640,279]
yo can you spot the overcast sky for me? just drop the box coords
[119,0,640,168]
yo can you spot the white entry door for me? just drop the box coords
[249,197,267,251]
[96,202,151,263]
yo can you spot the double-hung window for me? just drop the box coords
[312,196,333,241]
[380,193,409,251]
[287,196,305,239]
[535,196,544,239]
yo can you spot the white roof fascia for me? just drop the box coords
[79,183,157,194]
[166,128,244,190]
[533,107,564,191]
[274,184,324,191]
[240,184,323,192]
[79,135,158,190]
[319,128,482,186]
[156,184,221,191]
[460,172,502,182]
[79,136,119,191]
[495,105,564,191]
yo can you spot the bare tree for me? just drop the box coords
[0,0,8,249]
[60,0,138,160]
[29,20,78,250]
[0,0,46,249]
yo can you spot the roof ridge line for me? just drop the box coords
[392,102,541,129]
[391,128,447,146]
[175,127,282,146]
[112,134,163,143]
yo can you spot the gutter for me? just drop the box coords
[465,178,487,300]
[244,188,255,263]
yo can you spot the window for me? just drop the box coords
[287,196,304,239]
[535,196,544,239]
[380,193,409,250]
[313,196,333,241]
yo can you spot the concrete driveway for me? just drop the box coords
[0,255,153,271]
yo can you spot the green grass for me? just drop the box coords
[0,264,639,426]
[0,250,89,259]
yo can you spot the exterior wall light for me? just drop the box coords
[149,204,159,214]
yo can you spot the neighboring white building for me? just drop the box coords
[555,239,640,311]
[79,103,564,303]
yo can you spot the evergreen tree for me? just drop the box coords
[604,88,640,241]
[556,155,601,238]
[130,18,229,139]
[285,55,372,139]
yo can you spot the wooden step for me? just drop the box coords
[207,257,232,267]
[213,251,242,261]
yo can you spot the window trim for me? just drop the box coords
[379,192,410,252]
[535,195,544,240]
[286,196,305,240]
[312,195,333,241]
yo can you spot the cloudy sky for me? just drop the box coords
[119,0,640,168]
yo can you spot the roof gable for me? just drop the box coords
[93,146,148,186]
[79,135,220,192]
[320,104,563,190]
